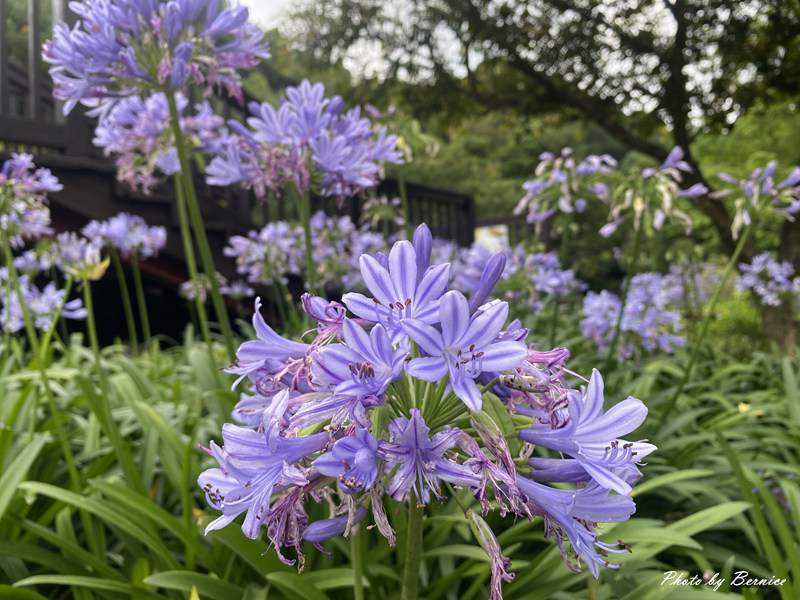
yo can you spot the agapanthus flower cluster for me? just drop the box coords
[582,273,685,359]
[83,212,166,258]
[199,224,653,598]
[179,271,226,303]
[43,0,270,115]
[737,253,797,306]
[716,161,800,239]
[514,147,617,223]
[54,232,108,281]
[600,147,705,238]
[361,195,406,230]
[207,80,402,199]
[224,211,385,292]
[178,271,253,303]
[0,154,61,247]
[0,272,87,333]
[93,92,225,192]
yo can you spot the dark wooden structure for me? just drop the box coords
[0,0,475,338]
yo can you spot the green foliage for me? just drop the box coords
[0,309,797,599]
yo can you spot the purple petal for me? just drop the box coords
[406,356,447,381]
[342,292,390,323]
[460,301,509,349]
[451,375,482,411]
[389,240,417,301]
[415,263,450,308]
[360,254,397,306]
[401,319,444,355]
[577,397,647,442]
[440,290,470,346]
[479,341,527,372]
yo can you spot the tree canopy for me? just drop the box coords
[289,0,800,259]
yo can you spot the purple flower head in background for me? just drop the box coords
[582,273,684,359]
[515,147,617,223]
[716,160,800,238]
[207,80,401,199]
[83,212,166,258]
[55,232,105,280]
[737,252,796,306]
[220,279,254,300]
[0,154,60,245]
[602,146,696,235]
[43,0,270,114]
[93,92,225,193]
[0,275,86,333]
[380,409,481,504]
[404,292,527,411]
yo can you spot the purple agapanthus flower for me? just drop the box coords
[0,275,86,333]
[196,220,654,595]
[83,212,166,258]
[601,146,698,235]
[93,92,226,193]
[403,292,527,411]
[198,397,329,539]
[737,252,796,306]
[517,477,635,577]
[44,0,270,114]
[225,298,310,389]
[207,80,401,199]
[514,147,617,223]
[0,154,60,245]
[302,293,346,343]
[342,239,450,337]
[313,429,380,494]
[294,321,405,428]
[520,370,655,494]
[380,409,481,504]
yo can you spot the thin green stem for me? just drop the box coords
[295,184,318,296]
[130,253,152,343]
[110,249,138,352]
[658,224,753,428]
[39,276,73,357]
[173,178,213,346]
[350,524,365,600]
[401,494,424,600]
[603,224,644,371]
[173,178,223,387]
[166,91,235,359]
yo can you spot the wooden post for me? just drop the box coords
[0,0,8,116]
[27,0,41,120]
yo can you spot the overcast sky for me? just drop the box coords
[241,0,294,29]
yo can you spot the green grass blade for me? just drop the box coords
[0,434,47,523]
